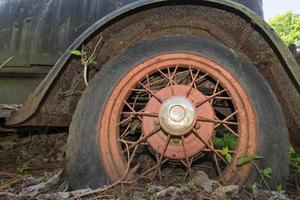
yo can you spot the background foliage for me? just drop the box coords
[268,11,300,44]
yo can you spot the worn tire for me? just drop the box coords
[66,36,289,190]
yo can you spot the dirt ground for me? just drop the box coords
[0,131,299,200]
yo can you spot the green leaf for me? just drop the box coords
[223,134,237,150]
[148,194,158,200]
[220,146,229,156]
[237,155,262,167]
[225,153,232,163]
[261,167,272,179]
[276,184,283,192]
[220,147,232,163]
[17,163,30,174]
[187,180,197,191]
[212,133,237,150]
[213,137,224,149]
[4,181,12,189]
[289,147,300,175]
[70,50,82,56]
[91,61,97,65]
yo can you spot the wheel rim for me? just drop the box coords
[99,53,257,185]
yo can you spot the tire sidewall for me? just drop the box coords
[67,36,289,189]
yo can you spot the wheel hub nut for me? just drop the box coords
[159,97,196,136]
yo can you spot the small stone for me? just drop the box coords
[190,171,222,193]
[21,170,63,197]
[56,152,64,161]
[190,171,209,185]
[269,191,292,200]
[156,186,183,198]
[147,185,165,193]
[70,188,92,196]
[200,180,221,193]
[212,185,239,200]
[132,191,147,200]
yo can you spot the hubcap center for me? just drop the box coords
[159,97,196,136]
[169,105,186,122]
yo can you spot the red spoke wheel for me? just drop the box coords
[67,37,289,190]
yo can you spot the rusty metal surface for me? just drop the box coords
[144,85,215,160]
[5,0,300,156]
[98,53,256,185]
[0,0,264,68]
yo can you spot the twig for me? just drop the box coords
[0,192,19,198]
[0,172,23,179]
[83,63,89,86]
[251,161,271,191]
[120,139,130,162]
[87,36,103,64]
[81,36,103,86]
[0,177,25,191]
[241,188,253,197]
[89,194,115,200]
[0,56,13,69]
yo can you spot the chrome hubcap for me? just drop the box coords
[159,97,196,136]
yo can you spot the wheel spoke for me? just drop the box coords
[132,89,140,109]
[167,67,172,85]
[214,96,232,100]
[195,89,227,107]
[155,134,171,180]
[197,116,238,125]
[121,112,158,118]
[186,67,200,97]
[123,145,139,180]
[214,111,239,137]
[120,123,131,139]
[216,116,239,137]
[157,68,177,86]
[203,148,236,154]
[123,101,143,122]
[167,67,176,95]
[120,138,130,162]
[194,73,209,85]
[139,82,163,103]
[127,125,161,150]
[210,80,219,104]
[170,65,179,84]
[211,141,221,176]
[131,88,148,92]
[117,115,133,126]
[129,159,168,182]
[183,156,194,180]
[192,128,229,165]
[181,136,192,177]
[215,111,238,129]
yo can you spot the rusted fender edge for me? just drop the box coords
[6,0,300,126]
